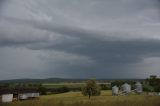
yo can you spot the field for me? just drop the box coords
[42,83,85,88]
[1,91,160,106]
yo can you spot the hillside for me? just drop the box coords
[0,78,144,84]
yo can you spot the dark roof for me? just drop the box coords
[0,88,39,95]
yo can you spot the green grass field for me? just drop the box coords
[1,91,160,106]
[42,83,85,88]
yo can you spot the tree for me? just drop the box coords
[38,86,47,95]
[111,80,124,87]
[82,79,101,98]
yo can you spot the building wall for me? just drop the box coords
[2,94,13,102]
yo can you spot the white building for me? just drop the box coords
[2,94,13,102]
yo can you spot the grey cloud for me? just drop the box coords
[39,39,160,78]
[0,0,160,80]
[0,0,6,9]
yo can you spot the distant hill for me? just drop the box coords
[0,78,144,84]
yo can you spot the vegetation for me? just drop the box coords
[143,84,154,92]
[145,75,160,92]
[38,86,47,95]
[1,91,160,106]
[99,84,111,90]
[42,83,85,88]
[82,80,101,98]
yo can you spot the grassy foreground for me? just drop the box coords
[1,91,160,106]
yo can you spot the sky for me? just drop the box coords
[0,0,160,80]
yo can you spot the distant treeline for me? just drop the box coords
[0,85,81,95]
[0,78,143,84]
[0,78,145,95]
[0,76,159,95]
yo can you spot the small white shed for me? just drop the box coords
[2,94,13,102]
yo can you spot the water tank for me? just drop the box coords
[112,86,119,95]
[2,94,13,102]
[121,83,131,93]
[135,82,143,93]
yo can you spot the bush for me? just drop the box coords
[143,85,154,92]
[154,85,160,92]
[59,86,70,93]
[38,86,47,95]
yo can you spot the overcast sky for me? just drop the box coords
[0,0,160,80]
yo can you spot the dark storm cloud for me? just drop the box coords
[37,38,160,78]
[2,16,160,65]
[0,0,160,79]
